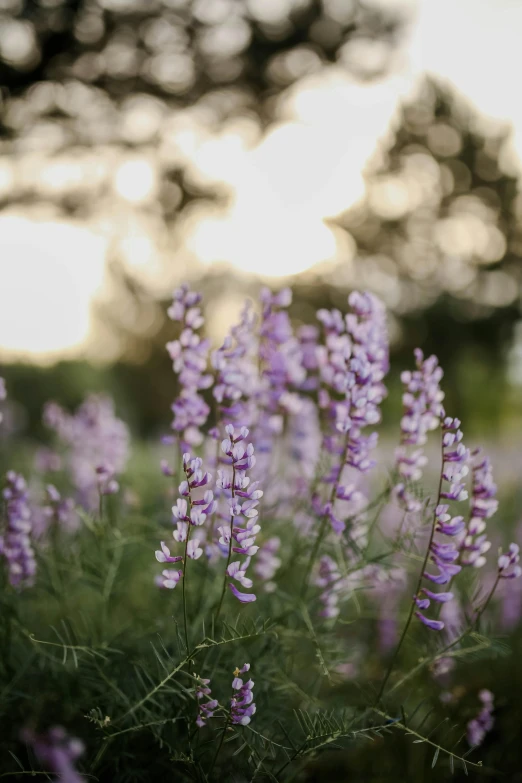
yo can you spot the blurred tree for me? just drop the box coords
[0,0,405,219]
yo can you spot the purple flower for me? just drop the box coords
[254,536,281,592]
[22,726,85,783]
[459,449,497,568]
[0,472,36,589]
[195,677,219,728]
[394,350,444,511]
[230,664,256,725]
[254,287,306,479]
[498,543,522,580]
[211,301,259,429]
[413,414,470,630]
[315,555,342,618]
[44,395,129,512]
[166,285,212,450]
[316,291,389,537]
[414,612,445,631]
[155,569,183,589]
[42,485,79,533]
[154,452,215,587]
[219,425,263,603]
[467,690,494,747]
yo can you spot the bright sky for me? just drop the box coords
[1,0,522,360]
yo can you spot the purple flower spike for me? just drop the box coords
[394,350,444,511]
[43,395,129,512]
[467,690,494,747]
[230,664,256,725]
[0,472,36,589]
[166,285,212,450]
[154,451,214,587]
[195,677,219,728]
[22,726,85,783]
[219,425,263,603]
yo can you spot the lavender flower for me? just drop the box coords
[316,292,389,535]
[195,677,219,728]
[254,536,281,592]
[218,425,262,603]
[166,285,212,450]
[254,288,306,478]
[467,690,494,747]
[315,555,342,618]
[211,300,259,430]
[43,485,79,533]
[498,543,522,580]
[155,453,215,589]
[459,449,497,568]
[44,395,129,512]
[0,472,36,589]
[230,664,256,725]
[395,350,445,512]
[22,726,85,783]
[414,415,470,631]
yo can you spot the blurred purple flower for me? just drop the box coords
[166,284,212,450]
[467,690,494,747]
[0,471,36,589]
[22,726,85,783]
[44,395,129,512]
[395,350,444,512]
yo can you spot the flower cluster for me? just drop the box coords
[316,292,389,536]
[211,301,259,430]
[255,288,305,477]
[166,285,212,450]
[195,677,218,728]
[218,426,262,603]
[498,543,522,580]
[254,536,281,592]
[315,555,342,618]
[155,453,215,589]
[43,485,78,533]
[467,690,494,747]
[414,416,470,631]
[230,664,256,725]
[395,350,445,512]
[459,449,497,568]
[0,472,36,589]
[22,726,85,783]
[44,395,129,512]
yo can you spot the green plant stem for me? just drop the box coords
[209,717,229,777]
[182,524,193,654]
[301,434,351,595]
[375,432,445,705]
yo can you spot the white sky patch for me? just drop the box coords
[0,215,106,361]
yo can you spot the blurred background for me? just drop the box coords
[1,0,521,440]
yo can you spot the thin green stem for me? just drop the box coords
[182,524,193,654]
[302,433,351,594]
[209,717,229,777]
[375,432,445,704]
[214,465,236,623]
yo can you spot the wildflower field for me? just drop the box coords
[1,285,522,782]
